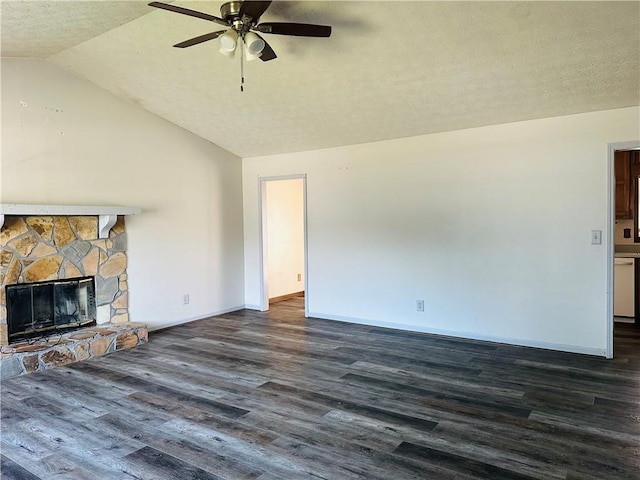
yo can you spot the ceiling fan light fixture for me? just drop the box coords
[219,46,236,58]
[244,48,262,61]
[219,29,238,53]
[244,31,265,55]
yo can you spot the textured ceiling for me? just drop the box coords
[1,1,153,57]
[2,1,639,158]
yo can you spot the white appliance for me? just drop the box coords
[614,258,635,317]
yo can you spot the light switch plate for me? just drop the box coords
[591,230,602,245]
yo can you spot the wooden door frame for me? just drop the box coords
[258,174,309,316]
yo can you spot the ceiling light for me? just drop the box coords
[243,32,265,61]
[219,29,238,57]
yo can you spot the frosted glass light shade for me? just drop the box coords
[219,29,238,52]
[244,32,265,55]
[219,46,236,58]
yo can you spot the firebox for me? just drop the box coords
[6,276,97,343]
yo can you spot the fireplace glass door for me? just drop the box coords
[6,276,96,342]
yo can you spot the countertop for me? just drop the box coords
[615,245,640,257]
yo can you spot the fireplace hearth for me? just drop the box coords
[6,276,97,343]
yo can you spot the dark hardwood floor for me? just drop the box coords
[1,298,639,479]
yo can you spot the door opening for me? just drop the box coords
[259,175,308,315]
[609,141,640,358]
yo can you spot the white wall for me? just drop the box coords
[1,59,245,330]
[265,178,305,299]
[243,107,640,356]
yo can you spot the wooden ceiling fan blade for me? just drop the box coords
[239,1,272,22]
[257,35,277,61]
[174,30,226,48]
[148,2,228,26]
[256,22,331,37]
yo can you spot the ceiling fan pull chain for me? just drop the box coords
[240,36,245,92]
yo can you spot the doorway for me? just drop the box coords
[259,175,308,315]
[609,141,640,358]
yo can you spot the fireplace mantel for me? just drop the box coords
[0,204,141,239]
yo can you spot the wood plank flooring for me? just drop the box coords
[1,298,639,479]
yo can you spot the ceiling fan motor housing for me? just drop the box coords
[221,1,253,32]
[220,2,242,20]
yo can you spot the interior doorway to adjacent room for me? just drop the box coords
[259,175,307,315]
[609,141,640,358]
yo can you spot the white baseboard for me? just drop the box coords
[243,304,262,311]
[308,311,607,357]
[147,305,246,332]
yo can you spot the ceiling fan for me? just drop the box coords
[148,1,332,62]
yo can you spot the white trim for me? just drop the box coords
[146,305,246,332]
[607,140,640,359]
[0,204,141,216]
[258,174,310,182]
[244,304,262,310]
[607,144,615,359]
[258,178,269,312]
[308,311,607,357]
[258,174,309,316]
[98,214,118,239]
[302,177,309,318]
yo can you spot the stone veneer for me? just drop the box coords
[0,215,131,346]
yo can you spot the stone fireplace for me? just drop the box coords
[0,214,132,343]
[0,205,147,378]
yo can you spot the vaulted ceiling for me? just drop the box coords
[2,1,639,157]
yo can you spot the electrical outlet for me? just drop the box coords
[297,273,302,281]
[182,294,190,305]
[416,300,425,312]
